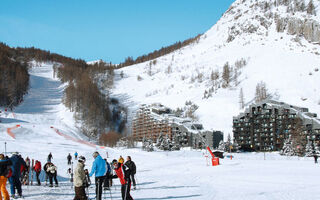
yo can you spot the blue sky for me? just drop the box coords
[0,0,235,63]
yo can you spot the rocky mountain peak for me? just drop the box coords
[210,0,320,44]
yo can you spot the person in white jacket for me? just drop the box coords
[73,156,87,200]
[46,162,58,187]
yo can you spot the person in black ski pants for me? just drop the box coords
[124,156,137,190]
[44,162,58,187]
[67,153,72,165]
[9,153,27,198]
[89,152,106,200]
[110,160,133,200]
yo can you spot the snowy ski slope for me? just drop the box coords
[0,63,319,199]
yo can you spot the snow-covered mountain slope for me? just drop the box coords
[0,61,319,200]
[110,0,320,137]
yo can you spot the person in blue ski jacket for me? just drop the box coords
[89,152,106,200]
[9,153,26,198]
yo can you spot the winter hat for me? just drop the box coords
[92,151,99,158]
[112,159,118,164]
[78,156,86,163]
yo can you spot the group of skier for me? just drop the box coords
[73,151,137,200]
[0,151,63,200]
[0,152,31,199]
[0,151,137,200]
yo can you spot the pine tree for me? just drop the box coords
[234,69,239,87]
[280,136,295,156]
[314,144,320,155]
[300,1,306,11]
[305,139,314,157]
[156,132,164,147]
[222,62,231,88]
[239,88,245,109]
[307,0,315,15]
[225,134,232,152]
[211,70,220,92]
[158,133,171,151]
[171,132,182,150]
[142,136,147,150]
[255,81,269,103]
[233,140,240,153]
[218,141,226,151]
[171,137,181,151]
[146,139,154,152]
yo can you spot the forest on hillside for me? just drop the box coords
[117,34,202,68]
[0,42,126,139]
[0,43,29,108]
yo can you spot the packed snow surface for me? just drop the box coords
[0,64,320,199]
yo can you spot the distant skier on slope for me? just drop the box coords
[68,153,72,165]
[47,152,53,162]
[74,152,78,160]
[110,159,133,200]
[89,152,106,200]
[314,153,318,164]
[33,160,42,185]
[73,156,88,200]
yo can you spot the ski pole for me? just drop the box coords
[113,179,116,191]
[124,182,128,200]
[109,188,112,200]
[86,185,89,199]
[135,175,139,190]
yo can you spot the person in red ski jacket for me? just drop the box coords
[33,161,42,185]
[110,159,133,200]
